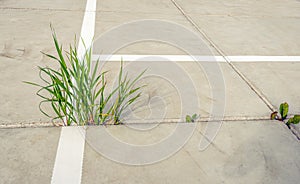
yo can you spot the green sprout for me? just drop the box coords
[186,113,199,123]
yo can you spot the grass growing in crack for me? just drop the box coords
[111,60,146,124]
[24,28,145,126]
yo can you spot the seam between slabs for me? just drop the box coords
[0,116,272,129]
[170,0,276,112]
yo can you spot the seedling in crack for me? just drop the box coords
[287,115,300,126]
[270,102,300,128]
[279,102,289,120]
[270,102,289,121]
[186,113,199,123]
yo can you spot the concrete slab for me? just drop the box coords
[232,62,300,114]
[174,0,300,55]
[94,1,219,55]
[0,127,61,184]
[0,1,299,184]
[174,0,300,17]
[0,0,86,11]
[190,121,300,184]
[98,61,270,122]
[94,11,195,55]
[97,0,183,14]
[0,8,84,124]
[290,123,300,140]
[82,121,300,184]
[91,0,276,122]
[186,16,300,55]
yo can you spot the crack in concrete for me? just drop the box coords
[0,116,271,129]
[0,6,85,12]
[169,0,300,141]
[170,0,276,113]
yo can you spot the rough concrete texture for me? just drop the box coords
[175,0,300,55]
[290,123,300,140]
[0,0,86,10]
[0,0,299,125]
[233,62,300,114]
[94,0,219,55]
[82,121,300,184]
[0,127,61,184]
[97,61,270,122]
[0,121,298,184]
[0,3,84,124]
[0,0,299,183]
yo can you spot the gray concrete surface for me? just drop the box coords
[1,0,299,124]
[175,0,300,55]
[99,61,270,121]
[0,0,300,183]
[0,127,61,184]
[1,121,299,184]
[0,1,84,124]
[0,0,86,10]
[290,123,300,139]
[82,121,300,184]
[233,62,300,114]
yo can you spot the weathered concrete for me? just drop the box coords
[97,61,270,122]
[94,0,219,55]
[175,0,300,17]
[0,5,84,124]
[0,127,61,184]
[2,0,299,124]
[290,123,300,140]
[233,62,300,114]
[0,0,299,183]
[175,0,300,55]
[81,121,300,184]
[0,121,298,184]
[0,0,86,10]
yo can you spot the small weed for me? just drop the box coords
[270,102,300,127]
[185,113,199,123]
[287,115,300,126]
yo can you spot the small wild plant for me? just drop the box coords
[185,113,199,123]
[111,60,146,124]
[24,28,145,126]
[270,102,300,127]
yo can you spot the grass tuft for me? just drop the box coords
[24,28,145,126]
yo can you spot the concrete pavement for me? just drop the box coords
[0,0,85,124]
[0,0,300,183]
[81,121,300,184]
[1,121,299,183]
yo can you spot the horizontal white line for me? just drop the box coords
[228,56,300,62]
[92,54,300,62]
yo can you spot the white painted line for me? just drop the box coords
[51,0,97,183]
[93,54,224,62]
[228,56,300,62]
[92,54,300,62]
[51,127,86,184]
[77,0,97,60]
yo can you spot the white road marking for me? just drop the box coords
[51,127,86,184]
[228,56,300,62]
[51,0,97,183]
[92,54,300,62]
[77,0,97,60]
